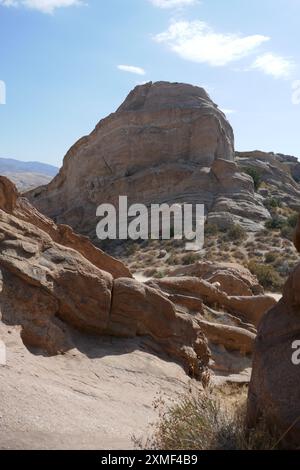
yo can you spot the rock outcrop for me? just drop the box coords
[169,260,264,296]
[0,177,210,378]
[147,274,275,379]
[247,214,300,447]
[26,82,270,239]
[148,276,275,327]
[236,151,300,212]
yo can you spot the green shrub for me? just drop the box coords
[287,212,298,228]
[280,225,294,241]
[138,392,278,450]
[166,254,181,266]
[181,252,200,265]
[245,167,262,191]
[264,197,282,210]
[153,270,166,279]
[264,252,279,264]
[125,242,140,256]
[265,216,286,230]
[205,223,219,236]
[226,224,247,241]
[248,260,283,291]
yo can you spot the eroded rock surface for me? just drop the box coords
[169,260,263,296]
[26,82,270,238]
[0,176,210,379]
[247,215,300,447]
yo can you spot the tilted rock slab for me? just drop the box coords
[147,276,276,327]
[169,260,264,296]
[0,177,209,379]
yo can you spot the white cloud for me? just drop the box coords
[220,108,236,115]
[118,65,146,76]
[0,0,18,5]
[149,0,197,8]
[154,21,270,66]
[251,53,295,79]
[0,0,84,14]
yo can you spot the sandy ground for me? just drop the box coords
[133,272,151,283]
[266,292,282,302]
[0,322,192,450]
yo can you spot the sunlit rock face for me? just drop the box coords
[26,81,269,240]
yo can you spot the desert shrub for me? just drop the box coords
[287,212,298,228]
[245,167,262,191]
[248,260,283,291]
[264,252,279,264]
[265,216,286,230]
[232,250,246,261]
[153,270,166,279]
[166,254,181,266]
[226,224,247,242]
[205,223,219,236]
[138,392,277,450]
[264,197,282,210]
[125,242,140,256]
[143,267,157,277]
[181,252,200,265]
[280,225,294,241]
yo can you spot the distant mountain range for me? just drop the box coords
[0,157,58,192]
[0,157,58,176]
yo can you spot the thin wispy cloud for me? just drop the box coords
[0,0,84,14]
[154,21,270,67]
[118,65,146,76]
[251,53,295,79]
[149,0,197,8]
[220,108,236,115]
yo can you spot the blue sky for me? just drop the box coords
[0,0,300,166]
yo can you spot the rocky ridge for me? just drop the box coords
[26,82,271,238]
[0,173,281,449]
[1,176,276,383]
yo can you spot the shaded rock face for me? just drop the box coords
[247,217,300,447]
[26,81,270,240]
[0,177,210,379]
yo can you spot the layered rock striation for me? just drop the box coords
[26,82,270,239]
[0,176,210,379]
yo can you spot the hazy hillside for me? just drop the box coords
[0,157,58,191]
[0,158,58,176]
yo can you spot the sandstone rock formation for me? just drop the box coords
[0,176,210,378]
[26,82,270,240]
[236,151,300,212]
[169,260,264,296]
[147,276,275,327]
[247,215,300,447]
[146,274,275,381]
